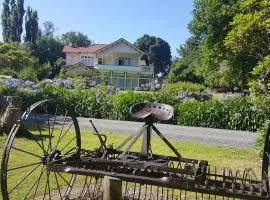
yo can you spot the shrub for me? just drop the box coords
[177,97,268,131]
[1,81,268,132]
[256,120,269,157]
[160,82,206,95]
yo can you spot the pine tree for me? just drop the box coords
[1,0,10,42]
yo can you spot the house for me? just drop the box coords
[62,38,154,89]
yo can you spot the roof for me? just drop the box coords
[62,38,145,55]
[63,44,108,53]
[96,38,145,55]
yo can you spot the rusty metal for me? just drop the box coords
[1,100,270,199]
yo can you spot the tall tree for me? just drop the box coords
[43,21,55,37]
[61,31,92,47]
[24,6,38,43]
[15,0,24,42]
[134,34,172,74]
[1,0,10,42]
[2,0,25,42]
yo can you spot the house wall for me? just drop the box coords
[66,52,96,66]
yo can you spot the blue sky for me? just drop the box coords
[0,0,194,57]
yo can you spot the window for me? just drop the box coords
[81,56,93,66]
[98,58,103,64]
[118,57,131,66]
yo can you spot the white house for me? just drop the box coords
[63,38,154,89]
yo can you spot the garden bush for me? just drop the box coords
[1,82,268,132]
[160,82,206,95]
[177,97,269,131]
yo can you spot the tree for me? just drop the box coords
[1,0,10,42]
[1,0,25,42]
[24,6,38,44]
[168,36,202,83]
[43,21,55,37]
[61,31,92,47]
[9,0,25,42]
[225,0,270,60]
[0,42,39,81]
[35,36,63,65]
[134,34,171,74]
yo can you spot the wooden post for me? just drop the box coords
[103,176,122,200]
[0,96,21,134]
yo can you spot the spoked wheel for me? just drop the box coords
[1,99,81,200]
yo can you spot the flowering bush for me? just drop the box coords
[177,97,269,131]
[1,76,268,132]
[134,79,162,91]
[39,78,73,89]
[0,77,40,92]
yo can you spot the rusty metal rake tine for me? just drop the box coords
[133,182,137,200]
[157,186,159,200]
[124,181,128,198]
[138,184,142,199]
[78,176,88,198]
[86,176,93,198]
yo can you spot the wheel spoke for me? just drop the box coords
[33,112,45,153]
[53,111,68,151]
[47,106,58,153]
[47,171,52,200]
[23,165,45,200]
[43,171,49,200]
[8,163,42,194]
[57,172,72,188]
[53,121,74,151]
[7,161,43,172]
[32,166,46,199]
[60,136,76,153]
[54,172,63,200]
[11,147,42,159]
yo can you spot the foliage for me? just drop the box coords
[61,31,93,47]
[1,78,268,132]
[160,82,206,95]
[2,0,25,42]
[134,34,172,74]
[256,120,269,157]
[24,6,38,44]
[1,0,10,42]
[34,33,64,65]
[0,42,39,79]
[43,21,55,37]
[168,58,202,83]
[249,55,270,104]
[225,0,270,60]
[177,97,268,131]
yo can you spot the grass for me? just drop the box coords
[0,128,262,199]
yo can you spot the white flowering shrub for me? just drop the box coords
[39,78,73,89]
[0,77,40,92]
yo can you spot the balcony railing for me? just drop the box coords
[95,64,154,73]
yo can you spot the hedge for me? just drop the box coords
[0,85,268,132]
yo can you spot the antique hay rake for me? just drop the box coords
[1,99,270,199]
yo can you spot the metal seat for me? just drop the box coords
[130,102,174,121]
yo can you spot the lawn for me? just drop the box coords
[0,128,262,199]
